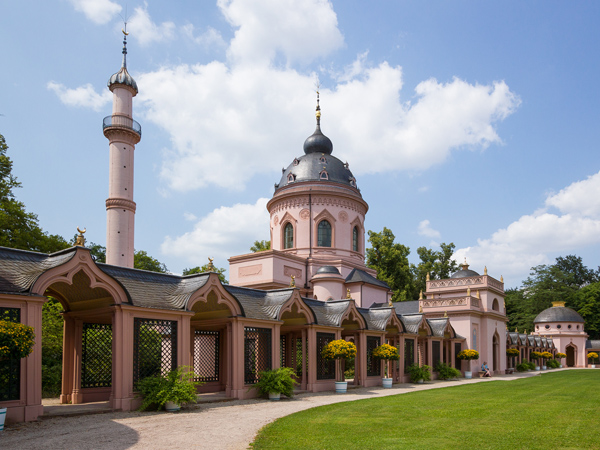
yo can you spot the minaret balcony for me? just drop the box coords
[103,114,142,140]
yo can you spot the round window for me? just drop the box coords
[568,325,572,329]
[545,325,550,330]
[557,324,561,329]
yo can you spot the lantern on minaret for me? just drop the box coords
[102,25,141,268]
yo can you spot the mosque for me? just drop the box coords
[0,33,597,424]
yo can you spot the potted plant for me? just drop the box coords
[540,352,553,370]
[530,352,543,370]
[136,366,203,412]
[407,364,431,384]
[456,349,479,378]
[321,339,357,393]
[371,343,399,388]
[588,352,599,369]
[555,353,566,368]
[435,362,461,380]
[506,348,519,371]
[252,367,298,400]
[0,320,35,431]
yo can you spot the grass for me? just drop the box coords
[251,370,600,450]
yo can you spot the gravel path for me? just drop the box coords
[0,373,539,449]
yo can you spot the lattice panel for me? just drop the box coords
[193,330,220,382]
[404,339,414,373]
[432,341,441,369]
[82,323,112,388]
[280,335,286,368]
[316,332,335,380]
[455,343,462,369]
[366,336,381,377]
[0,307,21,401]
[244,327,272,385]
[295,337,304,377]
[133,318,177,385]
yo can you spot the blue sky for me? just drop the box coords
[1,1,600,288]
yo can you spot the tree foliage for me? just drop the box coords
[133,250,168,273]
[250,240,271,252]
[183,263,228,284]
[412,242,458,295]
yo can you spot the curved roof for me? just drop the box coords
[277,151,357,192]
[534,305,584,323]
[107,34,138,94]
[316,266,341,275]
[451,260,480,278]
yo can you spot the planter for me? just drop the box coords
[335,381,348,393]
[559,364,563,368]
[592,365,596,369]
[0,407,6,432]
[164,401,181,412]
[542,365,547,370]
[417,379,424,384]
[268,392,281,401]
[382,377,393,388]
[464,371,472,379]
[535,366,540,371]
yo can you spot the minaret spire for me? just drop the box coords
[121,23,129,69]
[315,83,321,128]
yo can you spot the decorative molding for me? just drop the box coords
[422,298,467,307]
[105,197,136,212]
[338,211,348,223]
[284,266,302,278]
[299,208,310,220]
[238,264,263,277]
[273,215,279,226]
[269,196,367,216]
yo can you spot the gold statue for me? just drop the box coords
[467,287,471,296]
[426,272,430,281]
[419,290,423,300]
[484,266,488,276]
[207,257,215,271]
[501,275,504,283]
[419,304,423,313]
[290,275,296,288]
[443,311,448,318]
[346,288,351,299]
[75,227,86,247]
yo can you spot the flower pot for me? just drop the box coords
[592,365,596,369]
[268,392,281,401]
[0,407,6,432]
[542,365,547,370]
[464,371,472,379]
[382,377,393,388]
[559,364,563,368]
[535,366,540,371]
[335,381,348,393]
[164,401,181,412]
[417,379,424,384]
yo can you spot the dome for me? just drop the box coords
[108,67,138,94]
[303,125,333,155]
[450,260,479,278]
[316,266,341,275]
[277,152,357,191]
[534,302,584,323]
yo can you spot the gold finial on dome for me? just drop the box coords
[75,227,86,246]
[552,301,566,307]
[484,266,488,275]
[315,82,321,123]
[461,257,469,270]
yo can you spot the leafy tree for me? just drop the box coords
[575,282,600,340]
[133,250,168,273]
[41,298,64,397]
[366,228,414,302]
[412,243,458,295]
[250,240,271,252]
[183,263,228,284]
[0,133,69,253]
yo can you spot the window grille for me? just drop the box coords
[432,341,441,369]
[82,323,112,388]
[244,327,272,384]
[280,335,287,368]
[367,336,381,376]
[317,220,332,247]
[284,223,294,249]
[0,307,21,401]
[133,318,177,386]
[316,332,335,380]
[352,227,359,252]
[454,343,462,369]
[193,330,220,382]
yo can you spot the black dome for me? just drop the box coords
[450,269,480,278]
[303,125,333,155]
[316,266,341,275]
[277,152,357,190]
[534,306,584,323]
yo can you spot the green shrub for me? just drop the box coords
[253,367,298,397]
[136,366,202,411]
[547,359,560,369]
[516,363,529,372]
[435,362,461,380]
[407,364,431,383]
[344,368,355,379]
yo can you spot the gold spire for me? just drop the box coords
[346,288,351,299]
[207,257,215,271]
[552,301,566,307]
[515,327,518,332]
[75,227,86,247]
[501,275,504,283]
[419,304,423,313]
[315,83,321,125]
[426,272,430,281]
[467,287,471,296]
[419,290,423,300]
[461,257,469,270]
[484,266,488,275]
[290,275,296,288]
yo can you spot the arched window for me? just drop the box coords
[283,223,294,249]
[317,220,332,247]
[352,226,359,252]
[472,329,477,350]
[492,298,499,311]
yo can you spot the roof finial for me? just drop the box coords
[121,22,129,69]
[315,81,321,127]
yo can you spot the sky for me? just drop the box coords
[1,0,600,288]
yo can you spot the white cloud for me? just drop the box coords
[69,0,121,24]
[218,0,344,65]
[183,24,226,50]
[47,81,111,111]
[418,219,441,239]
[161,198,270,267]
[455,170,600,283]
[128,3,175,46]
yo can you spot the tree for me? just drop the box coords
[250,240,271,252]
[575,282,600,340]
[366,228,414,302]
[0,133,70,254]
[133,250,168,273]
[183,263,228,284]
[412,243,458,295]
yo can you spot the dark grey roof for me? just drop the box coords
[508,332,519,345]
[303,298,351,327]
[586,340,600,349]
[0,247,76,294]
[392,300,420,315]
[399,314,423,334]
[316,266,341,275]
[345,268,390,289]
[304,124,333,155]
[99,264,210,310]
[108,37,138,94]
[451,268,480,278]
[427,318,450,337]
[357,307,392,331]
[527,335,535,346]
[534,306,584,323]
[224,286,294,321]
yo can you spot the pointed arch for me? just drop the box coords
[278,292,316,325]
[384,312,404,335]
[187,273,244,318]
[339,301,367,331]
[314,209,336,248]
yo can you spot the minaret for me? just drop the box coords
[103,26,141,267]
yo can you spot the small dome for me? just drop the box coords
[303,126,333,155]
[316,266,340,275]
[534,303,584,323]
[451,260,479,278]
[108,67,138,94]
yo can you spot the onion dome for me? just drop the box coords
[108,28,138,94]
[534,301,584,323]
[450,259,480,278]
[275,91,358,192]
[316,266,341,275]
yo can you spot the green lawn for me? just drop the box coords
[251,370,600,450]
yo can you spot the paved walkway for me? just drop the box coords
[0,371,547,450]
